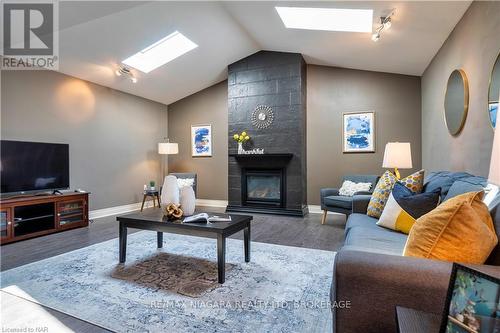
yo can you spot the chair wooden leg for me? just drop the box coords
[321,210,328,225]
[140,195,147,212]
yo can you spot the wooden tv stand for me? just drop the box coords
[0,192,89,245]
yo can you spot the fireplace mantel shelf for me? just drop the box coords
[229,153,293,158]
[229,153,293,159]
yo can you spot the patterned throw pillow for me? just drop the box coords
[399,169,425,193]
[177,178,195,189]
[338,180,372,197]
[377,182,441,234]
[367,169,425,218]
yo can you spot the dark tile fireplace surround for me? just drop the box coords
[226,51,308,216]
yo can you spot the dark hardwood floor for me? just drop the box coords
[1,207,345,272]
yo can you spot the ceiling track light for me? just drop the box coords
[115,65,137,83]
[371,8,395,42]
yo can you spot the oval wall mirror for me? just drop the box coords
[444,69,469,136]
[488,53,500,128]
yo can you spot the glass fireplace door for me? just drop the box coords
[243,169,284,207]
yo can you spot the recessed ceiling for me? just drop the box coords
[56,1,471,105]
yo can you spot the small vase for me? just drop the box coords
[238,142,244,154]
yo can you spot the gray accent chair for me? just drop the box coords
[169,173,197,196]
[330,171,500,333]
[320,175,379,224]
[160,173,197,196]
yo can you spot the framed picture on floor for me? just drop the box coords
[439,263,500,333]
[191,124,212,157]
[342,111,375,153]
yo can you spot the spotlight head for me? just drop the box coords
[371,33,380,42]
[115,69,122,76]
[131,77,138,83]
[383,18,392,30]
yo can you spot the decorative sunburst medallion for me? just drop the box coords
[251,105,274,129]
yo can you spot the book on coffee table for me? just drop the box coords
[183,213,232,223]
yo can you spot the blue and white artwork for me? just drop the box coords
[489,103,497,128]
[191,125,212,157]
[343,112,375,153]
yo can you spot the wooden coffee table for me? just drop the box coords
[116,210,252,283]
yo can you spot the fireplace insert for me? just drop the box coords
[241,168,285,208]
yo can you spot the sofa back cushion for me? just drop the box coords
[423,171,487,200]
[443,180,485,201]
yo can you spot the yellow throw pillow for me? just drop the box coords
[403,192,498,264]
[367,170,425,218]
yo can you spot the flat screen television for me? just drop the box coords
[1,140,69,194]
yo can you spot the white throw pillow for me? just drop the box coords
[161,175,179,206]
[338,181,372,197]
[180,186,196,216]
[177,178,195,189]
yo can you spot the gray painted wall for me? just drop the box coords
[1,70,167,210]
[167,81,228,200]
[422,1,500,176]
[167,65,422,205]
[307,65,422,204]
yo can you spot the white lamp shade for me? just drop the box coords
[489,125,500,186]
[158,142,178,155]
[382,142,413,169]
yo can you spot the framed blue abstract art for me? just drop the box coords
[191,124,212,157]
[342,111,375,153]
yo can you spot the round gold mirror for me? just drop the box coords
[488,53,499,129]
[444,69,469,136]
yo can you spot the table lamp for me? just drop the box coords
[382,142,412,179]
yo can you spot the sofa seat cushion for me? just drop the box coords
[345,225,407,256]
[324,195,353,209]
[345,213,380,235]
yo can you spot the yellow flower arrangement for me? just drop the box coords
[233,131,250,143]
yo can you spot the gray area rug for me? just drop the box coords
[1,231,335,332]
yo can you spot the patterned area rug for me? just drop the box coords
[1,231,335,332]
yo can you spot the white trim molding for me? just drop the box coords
[89,202,143,220]
[90,200,334,220]
[89,198,228,220]
[195,199,228,208]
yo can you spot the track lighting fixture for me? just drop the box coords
[115,65,138,83]
[371,9,395,42]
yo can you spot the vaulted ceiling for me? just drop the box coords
[56,1,471,105]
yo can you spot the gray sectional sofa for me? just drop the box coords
[330,171,500,333]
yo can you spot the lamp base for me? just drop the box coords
[394,168,401,180]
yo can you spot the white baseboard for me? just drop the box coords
[195,199,228,208]
[90,200,334,220]
[89,198,228,220]
[89,202,143,220]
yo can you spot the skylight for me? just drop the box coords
[275,7,373,33]
[122,31,198,73]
